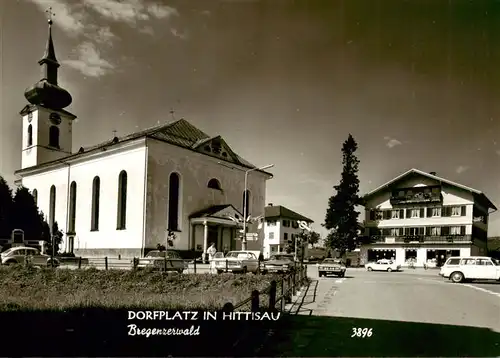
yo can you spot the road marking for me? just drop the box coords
[462,284,500,299]
[335,278,346,284]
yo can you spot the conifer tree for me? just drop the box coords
[324,134,361,257]
[0,177,13,239]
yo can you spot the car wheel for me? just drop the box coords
[387,268,392,272]
[242,267,248,274]
[318,272,323,277]
[339,273,345,277]
[177,269,183,274]
[451,271,464,283]
[367,267,373,271]
[7,260,17,265]
[261,270,268,275]
[217,270,223,274]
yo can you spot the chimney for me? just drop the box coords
[430,171,437,176]
[268,203,273,206]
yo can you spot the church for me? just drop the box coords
[14,18,273,258]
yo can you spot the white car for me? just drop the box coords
[365,259,401,272]
[212,251,260,274]
[439,256,500,283]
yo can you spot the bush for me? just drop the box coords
[0,266,281,311]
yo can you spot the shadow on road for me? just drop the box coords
[288,279,319,315]
[261,314,500,357]
[468,280,500,285]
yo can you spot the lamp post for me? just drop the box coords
[218,162,274,251]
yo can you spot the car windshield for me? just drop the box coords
[1,248,14,255]
[146,251,181,259]
[269,255,293,261]
[322,259,342,264]
[493,259,500,266]
[226,252,255,259]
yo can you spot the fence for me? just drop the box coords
[222,263,309,312]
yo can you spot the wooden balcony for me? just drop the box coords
[390,186,442,205]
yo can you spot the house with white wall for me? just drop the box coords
[263,203,313,259]
[362,169,496,267]
[12,18,273,258]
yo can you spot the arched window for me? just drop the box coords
[168,173,180,231]
[242,190,251,218]
[49,126,60,148]
[27,124,33,147]
[91,176,100,231]
[207,178,222,190]
[117,171,127,230]
[49,185,56,232]
[68,181,77,233]
[32,189,37,206]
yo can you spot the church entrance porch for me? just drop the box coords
[189,204,244,262]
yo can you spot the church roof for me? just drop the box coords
[15,118,271,176]
[189,204,243,219]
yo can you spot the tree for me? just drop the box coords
[0,176,13,239]
[12,186,43,242]
[308,231,321,248]
[323,134,361,257]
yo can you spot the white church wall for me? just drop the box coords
[21,142,147,258]
[145,138,268,252]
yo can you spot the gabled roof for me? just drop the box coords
[363,168,497,211]
[189,204,243,219]
[264,205,313,223]
[15,118,273,177]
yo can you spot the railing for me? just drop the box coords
[367,235,472,244]
[222,263,308,312]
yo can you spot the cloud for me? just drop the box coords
[384,136,402,148]
[62,42,115,77]
[455,165,469,174]
[139,26,155,36]
[147,3,179,19]
[26,0,86,35]
[170,28,188,40]
[82,0,178,24]
[90,26,117,45]
[26,0,181,77]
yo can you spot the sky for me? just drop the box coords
[2,0,500,238]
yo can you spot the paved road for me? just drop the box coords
[263,267,500,357]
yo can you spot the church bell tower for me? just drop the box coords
[20,9,76,170]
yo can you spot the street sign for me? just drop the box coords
[246,233,258,241]
[298,221,312,232]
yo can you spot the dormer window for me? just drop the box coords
[49,125,60,148]
[207,178,222,190]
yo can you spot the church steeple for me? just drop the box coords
[24,8,72,110]
[38,14,59,85]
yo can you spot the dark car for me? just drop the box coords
[262,254,295,274]
[135,250,187,273]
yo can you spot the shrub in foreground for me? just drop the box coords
[0,266,281,311]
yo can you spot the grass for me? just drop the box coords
[0,265,282,311]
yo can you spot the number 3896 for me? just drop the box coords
[351,328,373,338]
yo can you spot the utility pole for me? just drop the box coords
[218,162,274,251]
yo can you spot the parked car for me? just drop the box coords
[317,258,346,277]
[135,250,187,273]
[1,246,59,267]
[439,256,500,283]
[365,259,401,272]
[262,254,295,274]
[212,251,260,274]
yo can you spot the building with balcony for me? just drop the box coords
[262,203,313,259]
[361,169,497,267]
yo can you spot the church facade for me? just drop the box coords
[14,18,273,258]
